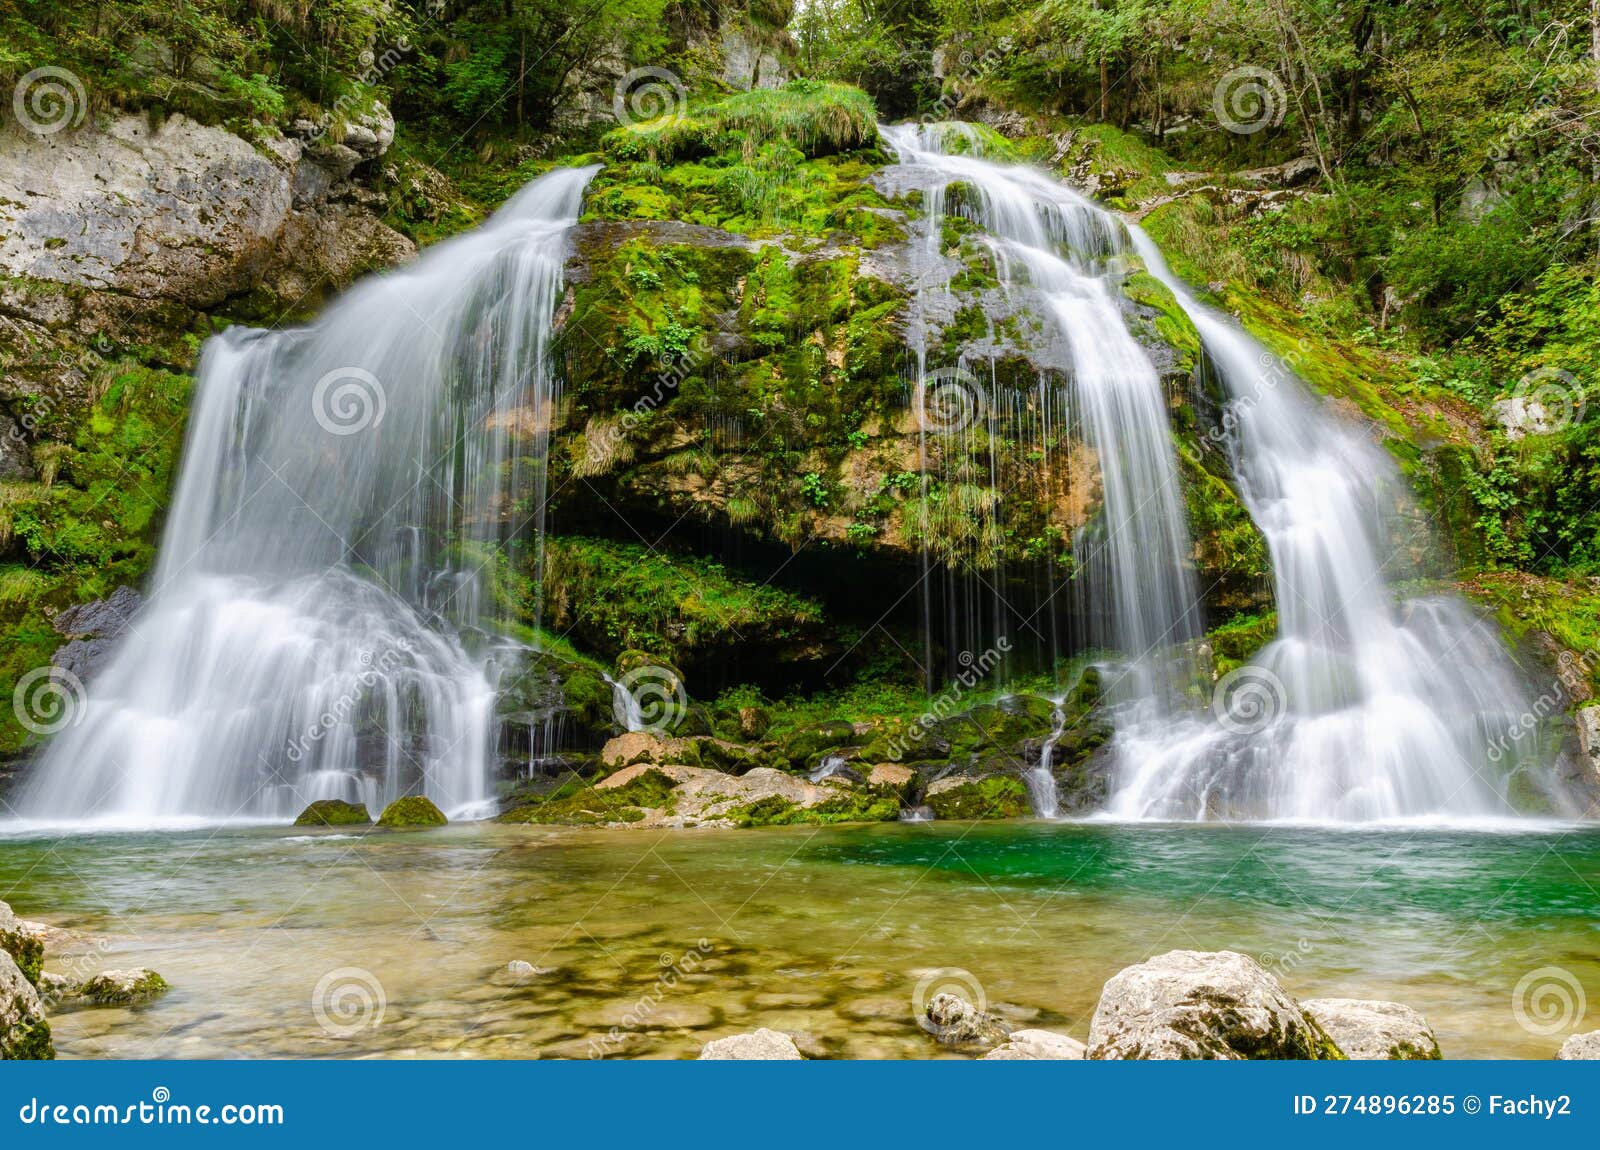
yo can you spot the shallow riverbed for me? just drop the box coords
[1,819,1596,1059]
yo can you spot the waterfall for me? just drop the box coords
[881,124,1201,698]
[809,754,850,783]
[608,674,646,733]
[17,165,598,826]
[1104,229,1547,821]
[1026,707,1066,818]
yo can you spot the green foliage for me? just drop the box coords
[602,80,879,164]
[538,536,827,666]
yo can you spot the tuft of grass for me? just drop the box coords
[603,80,878,164]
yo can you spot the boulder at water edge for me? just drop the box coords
[924,992,1011,1048]
[0,949,52,1060]
[293,799,372,827]
[0,899,43,987]
[376,796,447,828]
[981,1029,1087,1059]
[1558,1031,1600,1059]
[697,1029,804,1060]
[1302,998,1441,1060]
[1087,950,1344,1060]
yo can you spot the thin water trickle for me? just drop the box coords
[18,166,599,825]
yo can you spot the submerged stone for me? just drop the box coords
[293,799,372,827]
[79,968,170,1006]
[376,796,448,828]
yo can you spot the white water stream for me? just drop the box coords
[18,166,598,825]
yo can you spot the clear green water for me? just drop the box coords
[1,820,1596,1059]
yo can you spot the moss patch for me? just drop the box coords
[499,768,680,826]
[376,796,448,828]
[292,799,372,827]
[925,776,1033,820]
[722,788,901,827]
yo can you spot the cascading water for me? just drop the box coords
[1106,230,1550,821]
[882,124,1201,698]
[1026,707,1067,818]
[17,165,598,827]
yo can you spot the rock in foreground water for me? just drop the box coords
[79,969,170,1006]
[1087,950,1343,1060]
[0,950,52,1060]
[293,799,372,827]
[1302,998,1440,1060]
[1558,1031,1600,1059]
[697,1028,803,1060]
[376,796,448,828]
[981,1028,1087,1060]
[924,992,1011,1048]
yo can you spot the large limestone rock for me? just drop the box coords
[1558,1031,1600,1059]
[1087,950,1343,1060]
[981,1028,1087,1060]
[0,949,52,1059]
[1302,998,1441,1060]
[697,1028,803,1060]
[0,115,295,307]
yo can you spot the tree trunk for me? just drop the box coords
[1099,57,1108,122]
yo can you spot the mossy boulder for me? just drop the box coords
[376,796,448,828]
[722,788,900,827]
[0,949,51,1060]
[292,799,371,827]
[781,720,858,765]
[0,901,43,988]
[499,768,681,826]
[924,775,1032,819]
[79,968,169,1006]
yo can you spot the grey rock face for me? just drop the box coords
[697,1028,803,1059]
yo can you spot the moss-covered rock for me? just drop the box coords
[376,796,448,828]
[924,775,1032,819]
[292,799,371,827]
[0,948,52,1059]
[722,788,900,827]
[79,968,169,1006]
[499,768,681,826]
[0,901,43,988]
